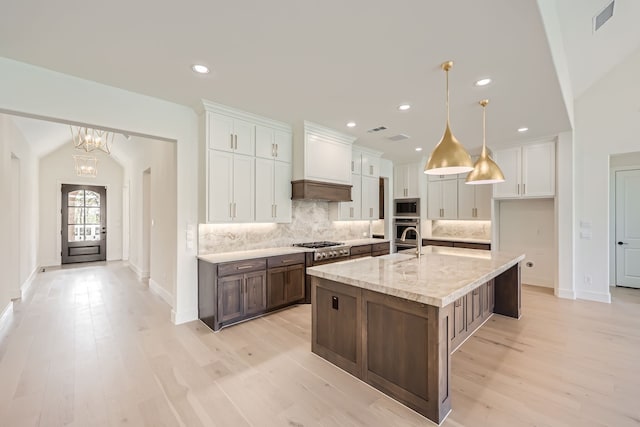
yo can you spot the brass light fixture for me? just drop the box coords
[70,126,113,154]
[73,155,98,178]
[424,61,473,175]
[466,99,505,184]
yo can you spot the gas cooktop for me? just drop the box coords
[293,241,344,249]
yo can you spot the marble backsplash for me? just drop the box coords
[199,200,385,254]
[431,220,491,240]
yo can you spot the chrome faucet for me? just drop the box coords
[400,226,421,259]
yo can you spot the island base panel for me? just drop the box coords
[311,277,451,424]
[494,264,521,318]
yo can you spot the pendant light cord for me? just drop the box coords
[446,68,450,124]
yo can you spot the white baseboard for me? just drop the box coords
[555,288,576,299]
[522,281,554,289]
[149,278,174,308]
[576,289,611,303]
[129,263,149,281]
[20,267,39,300]
[171,308,198,325]
[0,301,14,327]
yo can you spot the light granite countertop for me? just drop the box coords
[198,238,390,264]
[306,246,524,307]
[424,236,491,244]
[197,247,312,264]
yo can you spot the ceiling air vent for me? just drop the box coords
[594,1,614,32]
[367,126,388,133]
[387,134,410,142]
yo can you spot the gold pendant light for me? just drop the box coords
[465,99,505,184]
[425,61,473,175]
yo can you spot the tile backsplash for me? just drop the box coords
[199,200,385,254]
[431,220,491,240]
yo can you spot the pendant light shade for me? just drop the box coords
[466,99,505,185]
[425,61,473,175]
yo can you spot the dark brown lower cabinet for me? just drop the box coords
[267,264,305,309]
[217,271,266,324]
[466,286,484,332]
[449,281,496,352]
[450,296,466,350]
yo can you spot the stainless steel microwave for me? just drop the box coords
[394,198,420,217]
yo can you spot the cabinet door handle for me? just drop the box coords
[233,202,237,218]
[274,204,277,218]
[230,134,234,149]
[234,134,238,150]
[275,143,278,157]
[351,160,354,172]
[271,143,275,157]
[229,203,233,218]
[369,165,374,175]
[523,183,526,195]
[370,207,373,217]
[350,207,354,218]
[517,183,520,195]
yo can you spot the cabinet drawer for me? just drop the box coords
[350,244,372,256]
[218,258,267,277]
[267,253,306,268]
[372,242,389,253]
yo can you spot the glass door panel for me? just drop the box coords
[61,185,107,263]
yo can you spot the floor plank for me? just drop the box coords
[0,262,639,426]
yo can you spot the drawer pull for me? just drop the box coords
[281,258,298,264]
[237,265,255,270]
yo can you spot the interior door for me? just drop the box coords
[616,170,640,288]
[62,184,107,264]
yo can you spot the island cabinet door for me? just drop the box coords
[466,287,484,332]
[244,271,267,316]
[217,274,244,323]
[312,279,361,377]
[450,297,467,350]
[483,280,495,318]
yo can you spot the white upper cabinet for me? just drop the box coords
[362,175,380,219]
[394,162,420,199]
[457,178,492,220]
[427,178,457,220]
[208,151,255,223]
[255,158,291,223]
[256,125,292,161]
[493,141,555,199]
[208,112,255,156]
[330,145,382,221]
[203,100,292,224]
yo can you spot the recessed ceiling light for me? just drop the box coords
[192,64,210,74]
[347,122,356,128]
[398,104,411,111]
[415,147,423,152]
[517,127,529,133]
[475,78,492,87]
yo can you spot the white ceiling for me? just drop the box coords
[1,1,638,163]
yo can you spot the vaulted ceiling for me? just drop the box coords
[1,0,639,163]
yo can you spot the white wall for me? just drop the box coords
[498,199,556,287]
[0,57,198,324]
[127,137,177,305]
[39,143,123,266]
[0,114,39,314]
[573,45,640,303]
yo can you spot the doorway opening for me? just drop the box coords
[61,184,107,264]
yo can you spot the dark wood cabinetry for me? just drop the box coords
[449,280,496,352]
[422,239,491,251]
[350,241,390,260]
[198,252,306,331]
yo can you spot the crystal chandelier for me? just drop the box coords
[73,155,98,177]
[70,126,113,154]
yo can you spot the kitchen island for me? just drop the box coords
[306,246,524,424]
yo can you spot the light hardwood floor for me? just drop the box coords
[0,262,639,426]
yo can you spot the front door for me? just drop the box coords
[62,184,107,264]
[615,170,640,288]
